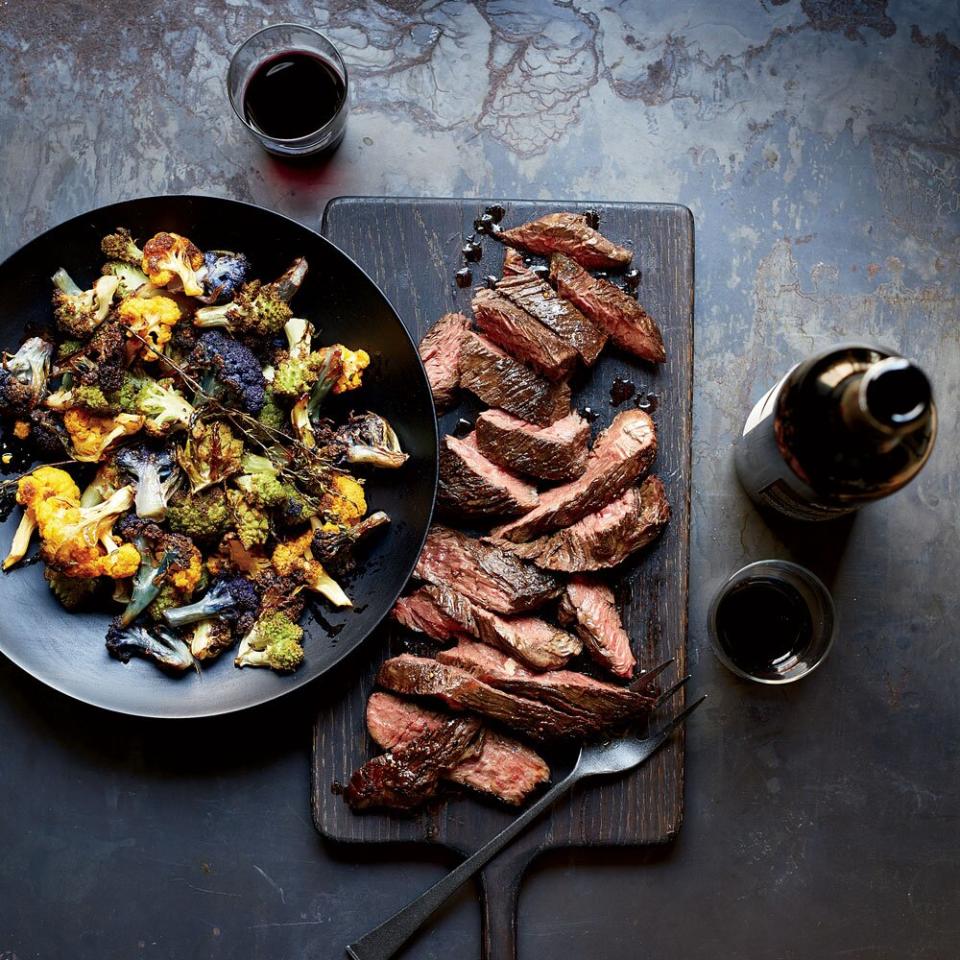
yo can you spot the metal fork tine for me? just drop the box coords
[648,695,708,746]
[654,674,691,707]
[628,658,674,692]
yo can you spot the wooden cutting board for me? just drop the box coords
[312,198,693,958]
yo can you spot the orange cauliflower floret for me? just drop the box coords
[331,346,370,395]
[322,473,367,526]
[141,232,204,296]
[3,466,82,570]
[34,485,141,579]
[271,531,350,608]
[117,294,181,361]
[63,408,143,462]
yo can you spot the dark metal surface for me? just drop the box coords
[1,2,958,959]
[0,194,438,718]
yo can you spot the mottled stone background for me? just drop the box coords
[0,2,958,959]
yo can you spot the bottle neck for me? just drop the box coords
[838,357,931,440]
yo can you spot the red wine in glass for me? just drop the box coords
[243,51,346,140]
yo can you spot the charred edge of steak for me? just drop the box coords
[366,692,550,806]
[390,584,479,643]
[473,607,582,672]
[497,212,634,271]
[418,311,471,411]
[414,525,561,615]
[472,288,578,382]
[438,432,539,519]
[344,715,484,811]
[458,332,572,427]
[475,409,590,484]
[492,408,657,543]
[550,253,665,364]
[557,578,636,679]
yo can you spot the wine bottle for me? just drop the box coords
[734,344,936,521]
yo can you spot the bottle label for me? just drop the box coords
[756,479,853,521]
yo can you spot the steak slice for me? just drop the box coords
[414,525,560,614]
[496,270,606,365]
[438,641,653,723]
[391,584,478,643]
[510,477,671,571]
[498,213,633,270]
[473,607,582,671]
[344,714,483,811]
[475,409,590,484]
[492,409,657,543]
[377,654,593,739]
[459,332,571,426]
[418,312,470,411]
[438,432,539,519]
[366,692,549,805]
[502,246,527,276]
[558,578,635,678]
[550,253,665,364]
[472,289,577,382]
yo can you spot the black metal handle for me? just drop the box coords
[346,773,578,960]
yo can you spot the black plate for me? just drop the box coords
[0,195,438,718]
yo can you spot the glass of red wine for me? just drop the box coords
[708,560,837,683]
[228,24,348,158]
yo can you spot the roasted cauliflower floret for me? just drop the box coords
[63,408,144,462]
[142,232,204,296]
[117,294,181,361]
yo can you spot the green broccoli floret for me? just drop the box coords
[44,568,97,610]
[135,378,195,435]
[166,488,231,539]
[102,260,149,297]
[234,611,304,672]
[257,389,285,430]
[176,420,243,493]
[57,339,82,361]
[100,227,144,265]
[116,372,144,414]
[228,490,269,549]
[74,384,120,415]
[51,268,119,338]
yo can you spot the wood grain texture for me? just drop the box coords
[311,197,693,954]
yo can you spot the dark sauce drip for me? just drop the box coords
[453,417,473,437]
[484,275,499,289]
[473,213,500,236]
[462,239,482,262]
[584,209,601,229]
[609,376,636,406]
[581,406,600,423]
[625,267,641,289]
[243,51,345,140]
[715,577,813,677]
[485,204,506,223]
[330,780,345,796]
[635,393,659,413]
[455,267,472,288]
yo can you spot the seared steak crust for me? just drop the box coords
[414,525,561,614]
[498,213,633,270]
[473,607,582,671]
[344,715,483,811]
[475,409,590,484]
[558,578,636,678]
[550,253,665,364]
[366,693,549,805]
[438,432,539,520]
[459,332,571,426]
[492,409,657,543]
[391,584,478,642]
[472,288,577,382]
[418,312,471,410]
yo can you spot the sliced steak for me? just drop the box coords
[473,607,582,671]
[558,578,635,678]
[476,409,590,484]
[472,288,577,382]
[492,409,657,543]
[391,584,478,643]
[414,525,560,614]
[459,332,571,426]
[344,714,483,811]
[550,253,665,364]
[377,654,593,739]
[501,246,527,276]
[498,212,633,270]
[510,477,671,571]
[438,432,539,519]
[418,312,470,411]
[496,270,606,365]
[438,641,652,723]
[366,692,549,805]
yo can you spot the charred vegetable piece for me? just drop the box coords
[101,260,149,297]
[337,412,408,468]
[198,250,250,305]
[142,232,205,296]
[176,420,244,493]
[44,568,97,610]
[190,330,266,414]
[115,443,182,520]
[162,574,259,632]
[51,268,119,338]
[189,618,235,661]
[235,611,304,672]
[0,336,54,418]
[311,511,390,576]
[105,617,195,673]
[135,378,195,435]
[100,227,144,265]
